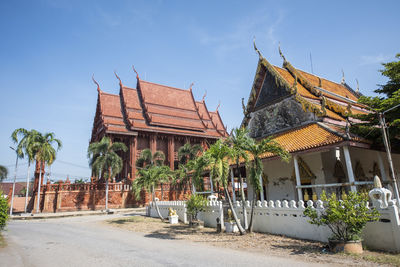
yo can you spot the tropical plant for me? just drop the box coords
[11,128,41,212]
[31,132,62,212]
[74,178,87,184]
[0,166,7,181]
[226,127,252,229]
[186,194,207,221]
[303,191,380,242]
[350,54,400,150]
[197,139,246,235]
[245,137,290,233]
[175,143,203,190]
[132,165,173,221]
[87,136,127,211]
[136,148,165,168]
[0,190,8,230]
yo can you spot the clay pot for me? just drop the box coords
[328,239,363,254]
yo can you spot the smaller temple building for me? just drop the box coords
[90,69,228,198]
[241,44,400,202]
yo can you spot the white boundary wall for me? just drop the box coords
[147,200,188,223]
[147,186,400,252]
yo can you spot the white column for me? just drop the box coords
[377,152,388,181]
[293,155,303,201]
[343,146,357,192]
[230,168,236,202]
[259,174,264,202]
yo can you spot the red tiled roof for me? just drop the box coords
[91,77,228,140]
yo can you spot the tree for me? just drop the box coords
[176,143,203,190]
[87,136,127,211]
[0,165,7,181]
[136,149,165,168]
[203,140,246,235]
[226,127,252,230]
[0,189,8,230]
[132,165,173,221]
[245,137,290,233]
[350,54,400,150]
[11,128,41,212]
[31,132,62,213]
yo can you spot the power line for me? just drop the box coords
[56,160,90,169]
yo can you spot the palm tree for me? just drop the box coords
[245,137,290,233]
[202,140,246,235]
[132,165,173,221]
[136,148,165,168]
[0,165,7,181]
[177,143,203,191]
[11,128,41,212]
[87,136,127,211]
[226,127,252,230]
[30,132,62,213]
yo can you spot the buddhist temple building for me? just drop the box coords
[90,70,228,184]
[241,43,400,202]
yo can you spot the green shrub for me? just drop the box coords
[0,191,9,230]
[303,191,380,241]
[186,194,207,221]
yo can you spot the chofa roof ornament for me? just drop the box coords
[341,69,346,85]
[253,36,263,59]
[278,42,287,63]
[132,65,139,79]
[92,74,101,93]
[114,71,123,87]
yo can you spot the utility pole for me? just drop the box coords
[9,146,19,216]
[379,110,400,207]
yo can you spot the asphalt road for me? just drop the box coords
[0,213,331,267]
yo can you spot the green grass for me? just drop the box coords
[359,252,400,266]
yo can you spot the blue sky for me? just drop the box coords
[1,0,399,182]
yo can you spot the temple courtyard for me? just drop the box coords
[1,213,398,267]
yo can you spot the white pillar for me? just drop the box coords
[230,168,236,202]
[377,152,388,181]
[293,155,303,201]
[259,173,264,202]
[343,146,357,192]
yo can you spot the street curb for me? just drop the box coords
[10,208,146,220]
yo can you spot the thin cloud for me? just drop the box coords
[360,54,391,66]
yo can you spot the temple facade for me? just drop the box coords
[90,70,228,183]
[242,44,400,202]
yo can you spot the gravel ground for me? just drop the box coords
[105,215,398,267]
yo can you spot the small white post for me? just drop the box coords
[343,146,356,192]
[230,168,236,202]
[293,155,303,201]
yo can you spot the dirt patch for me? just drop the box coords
[0,233,6,248]
[105,215,399,266]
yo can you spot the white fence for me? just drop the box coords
[147,185,400,252]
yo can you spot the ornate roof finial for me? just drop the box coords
[202,90,207,102]
[114,71,123,87]
[132,65,139,79]
[92,74,100,93]
[356,79,360,93]
[189,82,194,92]
[216,100,221,111]
[253,36,263,59]
[278,42,286,62]
[341,69,345,85]
[318,77,322,87]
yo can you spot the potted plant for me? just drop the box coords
[187,194,207,228]
[224,209,239,233]
[303,191,379,254]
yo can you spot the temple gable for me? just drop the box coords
[255,71,291,109]
[248,96,317,138]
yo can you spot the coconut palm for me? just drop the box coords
[245,137,290,233]
[11,128,41,212]
[31,132,62,213]
[176,143,203,191]
[0,165,7,181]
[132,165,173,221]
[87,136,127,211]
[136,148,165,169]
[200,139,246,235]
[226,127,252,230]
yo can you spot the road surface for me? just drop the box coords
[0,213,331,267]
